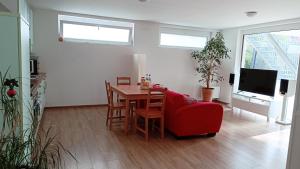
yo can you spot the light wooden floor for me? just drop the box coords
[40,106,291,169]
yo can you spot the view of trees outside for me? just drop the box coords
[242,30,300,80]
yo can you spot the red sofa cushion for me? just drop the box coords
[166,91,187,111]
[165,90,197,127]
[165,90,197,112]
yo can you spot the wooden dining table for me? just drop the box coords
[111,85,149,134]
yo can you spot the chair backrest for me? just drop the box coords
[117,77,131,85]
[105,80,113,106]
[146,87,167,113]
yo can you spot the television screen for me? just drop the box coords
[238,68,278,97]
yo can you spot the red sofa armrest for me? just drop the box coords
[168,102,223,136]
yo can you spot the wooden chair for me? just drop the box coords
[116,77,131,102]
[116,76,136,121]
[117,77,131,85]
[105,80,126,130]
[135,87,167,141]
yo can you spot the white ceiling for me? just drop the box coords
[28,0,300,29]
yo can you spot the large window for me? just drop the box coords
[160,33,207,49]
[241,30,300,80]
[58,15,134,45]
[241,30,300,121]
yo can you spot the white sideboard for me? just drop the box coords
[232,93,273,121]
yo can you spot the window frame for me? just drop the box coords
[159,32,209,49]
[158,26,211,50]
[240,27,300,69]
[240,29,300,80]
[59,19,134,46]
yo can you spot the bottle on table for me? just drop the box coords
[148,74,151,84]
[141,77,145,84]
[145,74,149,81]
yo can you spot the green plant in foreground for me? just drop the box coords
[0,69,76,169]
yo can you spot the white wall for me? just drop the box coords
[218,28,240,103]
[134,21,201,96]
[33,9,134,107]
[32,8,213,107]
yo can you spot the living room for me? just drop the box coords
[1,0,300,169]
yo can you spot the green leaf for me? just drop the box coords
[191,32,230,88]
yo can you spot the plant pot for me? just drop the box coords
[202,88,214,102]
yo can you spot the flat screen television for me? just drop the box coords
[238,68,278,97]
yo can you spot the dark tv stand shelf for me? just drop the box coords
[232,92,273,122]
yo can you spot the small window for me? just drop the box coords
[160,33,207,49]
[59,15,134,45]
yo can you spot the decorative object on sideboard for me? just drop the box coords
[192,32,230,102]
[30,55,39,77]
[30,73,46,96]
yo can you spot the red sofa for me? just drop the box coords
[165,90,223,137]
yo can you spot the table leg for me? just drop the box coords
[125,99,130,135]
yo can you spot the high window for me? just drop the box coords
[160,33,207,49]
[58,15,134,45]
[159,27,210,49]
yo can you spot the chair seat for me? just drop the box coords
[136,108,163,118]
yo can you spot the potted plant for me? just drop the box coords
[0,69,76,169]
[192,32,230,102]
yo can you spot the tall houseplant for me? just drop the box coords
[192,32,230,102]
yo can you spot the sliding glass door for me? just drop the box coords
[241,30,300,121]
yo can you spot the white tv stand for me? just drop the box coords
[232,92,274,121]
